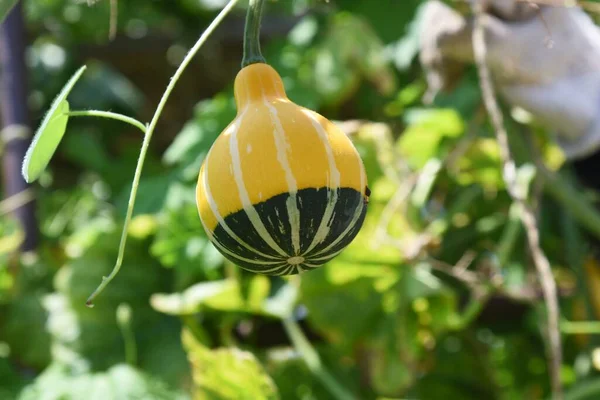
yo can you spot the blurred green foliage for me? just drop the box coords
[3,0,600,399]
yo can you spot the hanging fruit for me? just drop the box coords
[195,0,369,275]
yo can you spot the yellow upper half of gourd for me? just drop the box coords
[196,63,367,230]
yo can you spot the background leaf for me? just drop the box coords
[182,329,279,400]
[22,65,86,183]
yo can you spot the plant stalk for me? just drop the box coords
[283,318,354,400]
[242,0,266,67]
[116,303,137,365]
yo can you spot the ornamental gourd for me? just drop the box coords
[195,63,369,275]
[195,0,368,275]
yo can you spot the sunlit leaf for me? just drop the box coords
[264,349,331,400]
[300,263,390,345]
[310,12,397,107]
[18,363,183,400]
[367,316,416,396]
[261,282,298,319]
[182,329,279,400]
[406,158,443,230]
[398,108,465,169]
[151,276,271,316]
[43,225,167,370]
[22,65,87,183]
[0,218,23,258]
[455,138,504,189]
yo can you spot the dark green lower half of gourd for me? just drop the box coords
[209,187,367,275]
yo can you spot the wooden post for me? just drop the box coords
[0,1,38,251]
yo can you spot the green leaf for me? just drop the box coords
[454,138,504,190]
[18,363,183,400]
[0,218,24,269]
[367,316,416,396]
[2,294,52,369]
[398,108,465,169]
[309,13,397,107]
[414,335,498,399]
[164,94,236,180]
[0,357,26,399]
[182,329,279,400]
[150,190,224,287]
[151,280,235,315]
[135,318,191,390]
[262,282,298,319]
[406,158,443,230]
[264,349,332,400]
[334,0,421,43]
[151,276,271,316]
[300,263,391,346]
[67,62,144,112]
[387,2,430,71]
[565,378,600,400]
[22,65,87,183]
[115,173,174,217]
[43,224,167,370]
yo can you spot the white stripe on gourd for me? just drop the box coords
[230,109,289,258]
[307,249,344,262]
[302,110,341,254]
[201,221,284,266]
[300,263,322,269]
[311,198,365,258]
[311,150,366,258]
[262,104,301,256]
[259,73,301,256]
[276,264,297,276]
[202,135,280,261]
[258,262,292,274]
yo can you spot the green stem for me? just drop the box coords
[282,318,354,400]
[66,110,146,133]
[85,0,240,307]
[496,203,522,266]
[116,303,137,365]
[561,320,600,335]
[562,208,598,344]
[242,0,266,67]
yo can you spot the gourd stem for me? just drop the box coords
[242,0,266,67]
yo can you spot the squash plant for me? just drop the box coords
[20,1,368,397]
[15,1,600,399]
[23,0,369,302]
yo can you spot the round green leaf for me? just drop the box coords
[22,65,87,183]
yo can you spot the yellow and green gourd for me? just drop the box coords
[195,0,369,275]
